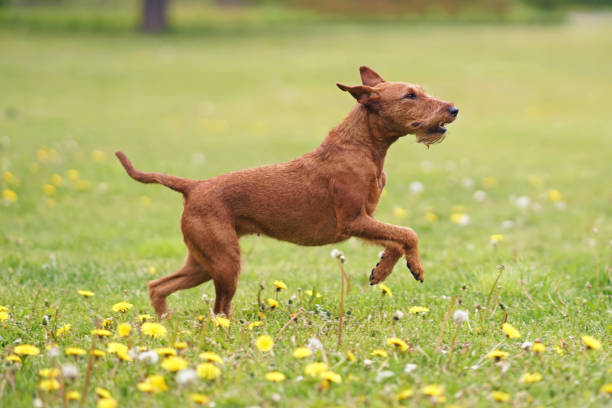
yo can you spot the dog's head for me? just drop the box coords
[337,66,458,147]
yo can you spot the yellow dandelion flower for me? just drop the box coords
[345,350,356,362]
[141,322,167,338]
[255,335,274,352]
[547,189,562,202]
[97,398,118,408]
[66,169,80,181]
[173,341,187,350]
[14,344,40,356]
[408,306,429,314]
[396,388,414,400]
[600,384,612,394]
[95,387,112,399]
[139,195,151,206]
[213,316,231,328]
[78,290,95,297]
[6,355,21,363]
[190,393,210,404]
[501,323,521,339]
[490,234,504,244]
[265,371,286,382]
[3,171,15,184]
[304,362,328,377]
[199,352,223,365]
[56,324,71,337]
[111,301,133,313]
[117,323,131,337]
[154,347,177,357]
[386,337,409,352]
[487,350,510,360]
[422,384,445,397]
[371,349,388,358]
[378,283,392,297]
[519,372,542,384]
[161,356,188,372]
[139,314,152,322]
[137,374,168,393]
[425,211,439,223]
[76,180,92,191]
[43,184,55,196]
[265,298,279,309]
[36,148,50,162]
[305,290,322,298]
[67,390,81,401]
[554,345,564,355]
[0,305,8,312]
[393,207,407,218]
[91,150,107,162]
[102,318,112,328]
[65,347,86,356]
[107,342,128,355]
[91,329,113,337]
[248,321,263,330]
[38,368,60,378]
[197,362,221,380]
[273,280,288,291]
[50,173,63,187]
[293,347,313,359]
[39,379,60,391]
[320,370,341,384]
[491,391,511,402]
[92,349,106,358]
[3,188,18,204]
[116,350,132,362]
[531,342,546,353]
[0,311,10,321]
[483,177,497,188]
[581,335,602,350]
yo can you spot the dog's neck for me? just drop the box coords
[321,105,402,172]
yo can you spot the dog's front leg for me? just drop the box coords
[342,215,425,282]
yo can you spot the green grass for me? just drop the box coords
[1,19,611,408]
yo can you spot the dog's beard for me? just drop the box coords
[416,132,446,148]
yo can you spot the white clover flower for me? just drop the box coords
[61,364,79,380]
[453,309,469,325]
[409,181,424,194]
[473,190,487,201]
[176,368,198,386]
[404,363,417,374]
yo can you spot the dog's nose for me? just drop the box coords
[448,106,459,116]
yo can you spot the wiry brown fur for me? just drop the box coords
[116,66,458,318]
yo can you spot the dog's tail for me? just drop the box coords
[115,151,196,194]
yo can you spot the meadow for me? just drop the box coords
[1,17,611,408]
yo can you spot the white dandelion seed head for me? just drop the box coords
[33,398,44,408]
[138,350,159,365]
[462,178,475,189]
[473,190,487,201]
[404,363,417,374]
[271,393,281,402]
[458,214,471,226]
[392,310,404,321]
[501,220,514,229]
[47,346,60,358]
[128,348,139,360]
[176,368,198,386]
[453,309,469,325]
[61,364,79,380]
[295,375,304,382]
[363,359,374,366]
[497,361,511,373]
[306,337,323,352]
[409,181,424,194]
[515,196,530,209]
[521,341,533,350]
[376,370,395,382]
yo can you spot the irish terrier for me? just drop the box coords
[116,66,458,318]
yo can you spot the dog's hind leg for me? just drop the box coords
[148,253,211,318]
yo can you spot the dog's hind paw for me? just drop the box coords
[407,261,425,283]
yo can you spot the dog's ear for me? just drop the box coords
[337,83,380,105]
[359,66,385,87]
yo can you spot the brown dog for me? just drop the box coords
[116,66,458,318]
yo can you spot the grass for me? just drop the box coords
[1,18,611,408]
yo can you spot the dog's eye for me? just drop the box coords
[403,93,416,99]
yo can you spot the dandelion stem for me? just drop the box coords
[435,294,457,353]
[275,308,304,341]
[79,334,96,408]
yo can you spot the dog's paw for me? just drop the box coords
[406,261,425,283]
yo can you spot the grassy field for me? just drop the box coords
[1,19,611,408]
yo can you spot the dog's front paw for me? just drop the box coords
[406,261,425,282]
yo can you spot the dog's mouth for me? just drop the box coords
[427,121,448,134]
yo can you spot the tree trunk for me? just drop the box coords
[142,0,168,33]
